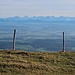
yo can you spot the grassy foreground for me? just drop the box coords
[0,50,75,75]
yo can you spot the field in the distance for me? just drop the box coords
[0,50,75,75]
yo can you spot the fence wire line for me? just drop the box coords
[0,32,75,51]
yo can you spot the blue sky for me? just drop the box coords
[0,0,75,17]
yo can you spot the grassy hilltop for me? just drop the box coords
[0,50,75,75]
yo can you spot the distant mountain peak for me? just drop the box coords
[0,16,75,21]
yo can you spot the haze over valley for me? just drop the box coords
[0,16,75,51]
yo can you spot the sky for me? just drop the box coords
[0,0,75,18]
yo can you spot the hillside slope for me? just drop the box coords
[0,50,75,75]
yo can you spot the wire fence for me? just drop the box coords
[0,29,75,52]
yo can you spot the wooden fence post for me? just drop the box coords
[13,29,16,50]
[62,32,65,52]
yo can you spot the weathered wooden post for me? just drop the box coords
[62,32,65,52]
[13,29,16,50]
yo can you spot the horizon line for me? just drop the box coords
[1,15,75,18]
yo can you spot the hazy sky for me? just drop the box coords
[0,0,75,17]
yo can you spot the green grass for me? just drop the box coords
[0,50,75,75]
